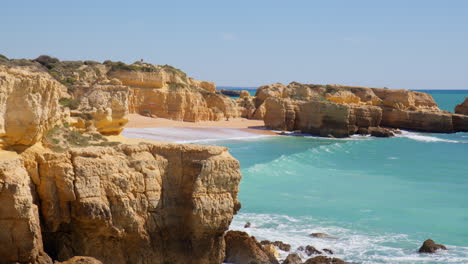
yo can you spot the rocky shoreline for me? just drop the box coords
[0,55,466,263]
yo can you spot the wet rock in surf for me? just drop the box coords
[304,245,322,256]
[368,127,395,137]
[224,231,279,264]
[282,253,303,264]
[310,233,337,239]
[304,256,346,264]
[323,248,334,254]
[261,240,292,251]
[418,239,447,253]
[244,221,252,228]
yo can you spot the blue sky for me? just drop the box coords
[1,0,467,89]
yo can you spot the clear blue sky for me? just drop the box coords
[1,0,467,89]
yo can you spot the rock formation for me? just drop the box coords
[455,97,468,115]
[224,231,279,264]
[418,239,447,253]
[1,142,242,264]
[257,82,468,137]
[0,65,63,149]
[0,56,244,264]
[283,253,303,264]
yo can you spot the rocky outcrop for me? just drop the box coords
[455,97,468,115]
[261,240,292,251]
[0,65,63,149]
[304,256,345,264]
[224,231,279,264]
[71,84,130,135]
[418,239,447,253]
[0,157,52,264]
[108,71,240,121]
[283,253,303,264]
[1,142,242,264]
[259,82,468,137]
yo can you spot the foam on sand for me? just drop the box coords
[122,127,275,143]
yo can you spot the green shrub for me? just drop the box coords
[34,55,59,69]
[59,97,80,110]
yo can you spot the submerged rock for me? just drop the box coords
[310,233,337,239]
[418,239,447,253]
[224,231,279,264]
[282,253,303,264]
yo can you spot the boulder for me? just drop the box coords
[263,244,280,258]
[282,253,303,264]
[244,221,252,228]
[368,127,395,137]
[304,256,346,264]
[240,90,251,98]
[304,245,322,256]
[224,231,280,264]
[418,239,447,253]
[261,240,291,251]
[57,256,103,264]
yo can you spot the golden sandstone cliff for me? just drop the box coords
[254,82,468,137]
[0,57,243,264]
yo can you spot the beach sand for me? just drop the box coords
[121,114,277,143]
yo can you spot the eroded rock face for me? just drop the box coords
[259,82,468,137]
[72,85,130,135]
[1,142,242,264]
[0,157,52,264]
[224,231,279,264]
[0,65,63,148]
[455,97,468,115]
[110,69,240,121]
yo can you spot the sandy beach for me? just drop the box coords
[122,114,278,143]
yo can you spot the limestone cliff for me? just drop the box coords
[258,82,468,137]
[1,142,242,264]
[107,64,240,121]
[0,65,63,149]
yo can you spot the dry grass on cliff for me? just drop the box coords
[44,124,120,152]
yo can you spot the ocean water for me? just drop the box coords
[123,90,468,263]
[208,90,468,263]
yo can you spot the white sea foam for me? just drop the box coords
[230,213,468,264]
[122,127,275,143]
[397,131,460,143]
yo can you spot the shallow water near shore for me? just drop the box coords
[212,89,468,264]
[212,132,468,263]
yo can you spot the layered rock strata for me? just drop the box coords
[257,82,468,137]
[1,142,242,264]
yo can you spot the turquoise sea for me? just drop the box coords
[211,90,468,263]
